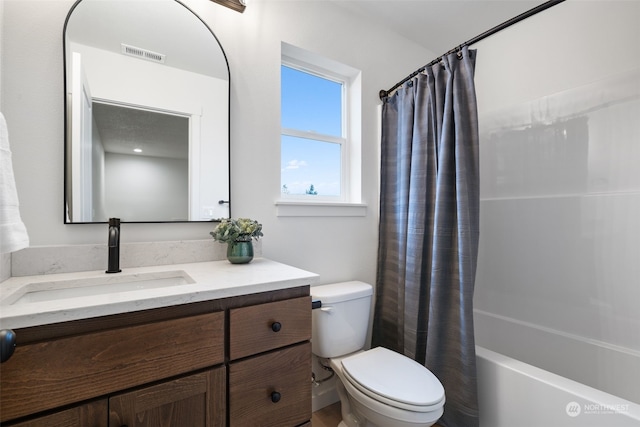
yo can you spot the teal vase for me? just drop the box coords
[226,240,254,264]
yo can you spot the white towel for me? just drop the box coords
[0,112,29,253]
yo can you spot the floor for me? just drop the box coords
[311,402,342,427]
[312,402,444,427]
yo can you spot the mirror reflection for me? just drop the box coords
[64,0,230,223]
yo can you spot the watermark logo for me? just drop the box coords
[565,401,630,417]
[566,401,581,417]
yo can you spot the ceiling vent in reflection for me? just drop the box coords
[121,44,166,64]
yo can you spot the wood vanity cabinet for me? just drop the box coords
[6,400,108,427]
[0,286,311,427]
[229,296,312,427]
[108,367,226,427]
[8,368,226,427]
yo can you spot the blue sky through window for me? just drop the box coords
[281,136,341,196]
[281,65,343,196]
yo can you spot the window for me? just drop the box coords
[281,65,346,200]
[278,43,365,216]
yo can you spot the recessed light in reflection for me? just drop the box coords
[133,148,142,153]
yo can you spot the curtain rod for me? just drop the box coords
[379,0,566,100]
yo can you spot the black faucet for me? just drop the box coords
[106,218,122,274]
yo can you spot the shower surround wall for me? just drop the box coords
[473,0,640,408]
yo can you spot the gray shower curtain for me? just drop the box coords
[373,46,480,427]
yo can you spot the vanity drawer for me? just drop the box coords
[0,311,224,423]
[229,342,311,427]
[229,296,311,360]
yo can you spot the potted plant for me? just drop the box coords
[210,218,263,264]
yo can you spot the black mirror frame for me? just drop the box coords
[62,0,231,224]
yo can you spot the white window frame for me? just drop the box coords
[277,42,366,217]
[280,61,348,201]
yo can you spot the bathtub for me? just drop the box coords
[313,346,640,425]
[477,346,640,427]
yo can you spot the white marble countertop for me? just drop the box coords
[0,258,319,330]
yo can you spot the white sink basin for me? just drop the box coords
[2,271,195,306]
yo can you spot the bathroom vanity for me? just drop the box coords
[0,258,317,426]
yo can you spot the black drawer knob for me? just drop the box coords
[271,391,281,403]
[1,329,16,363]
[271,322,282,332]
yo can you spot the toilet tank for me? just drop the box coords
[311,281,373,358]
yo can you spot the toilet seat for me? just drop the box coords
[340,347,445,412]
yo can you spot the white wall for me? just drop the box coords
[0,0,8,281]
[90,113,105,221]
[0,0,433,284]
[473,0,640,403]
[0,0,3,107]
[105,153,188,221]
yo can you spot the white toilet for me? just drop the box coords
[311,281,445,427]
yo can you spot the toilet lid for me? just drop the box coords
[341,347,445,409]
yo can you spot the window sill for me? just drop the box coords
[275,200,368,217]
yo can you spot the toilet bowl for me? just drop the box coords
[332,348,445,427]
[311,282,445,427]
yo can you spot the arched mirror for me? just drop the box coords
[64,0,230,223]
